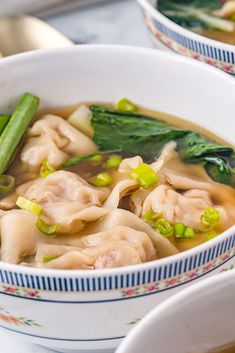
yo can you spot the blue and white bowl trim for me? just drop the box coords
[0,231,234,293]
[151,17,235,64]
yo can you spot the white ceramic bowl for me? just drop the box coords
[0,45,234,353]
[117,269,235,353]
[137,0,235,74]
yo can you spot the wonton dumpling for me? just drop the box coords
[141,185,229,230]
[38,226,157,269]
[58,209,179,258]
[18,170,109,205]
[21,114,97,168]
[35,243,82,263]
[41,202,109,234]
[1,210,42,264]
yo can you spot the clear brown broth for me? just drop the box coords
[195,28,235,45]
[7,103,235,254]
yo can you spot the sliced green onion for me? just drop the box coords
[40,160,56,179]
[16,196,42,216]
[115,98,137,113]
[89,154,103,163]
[0,174,15,195]
[36,218,59,235]
[174,223,186,238]
[143,210,162,222]
[131,163,158,188]
[105,155,123,169]
[201,207,220,229]
[0,115,10,135]
[184,227,195,239]
[155,218,174,238]
[90,172,113,187]
[206,231,218,242]
[42,256,59,263]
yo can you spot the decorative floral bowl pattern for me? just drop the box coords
[137,0,235,74]
[0,45,234,353]
[117,270,235,353]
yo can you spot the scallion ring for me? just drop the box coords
[0,174,15,195]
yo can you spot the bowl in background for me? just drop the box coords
[116,269,235,353]
[137,0,235,75]
[0,45,234,353]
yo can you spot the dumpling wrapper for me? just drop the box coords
[37,226,157,269]
[41,202,109,234]
[1,210,42,264]
[21,114,97,168]
[17,170,109,205]
[50,209,179,259]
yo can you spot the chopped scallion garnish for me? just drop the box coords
[0,174,15,195]
[184,227,195,239]
[42,256,59,263]
[143,210,162,222]
[90,172,113,187]
[130,163,158,188]
[206,231,218,242]
[174,223,186,238]
[105,155,122,169]
[116,98,137,113]
[36,219,59,235]
[40,160,56,179]
[201,207,220,229]
[89,154,103,163]
[16,196,42,216]
[155,218,174,238]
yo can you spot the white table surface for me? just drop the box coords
[0,1,153,352]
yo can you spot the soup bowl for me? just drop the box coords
[116,269,235,353]
[0,45,234,353]
[137,0,235,75]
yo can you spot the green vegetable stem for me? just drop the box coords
[0,93,40,175]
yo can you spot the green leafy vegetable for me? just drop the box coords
[0,93,39,175]
[158,0,235,32]
[205,156,235,187]
[91,106,189,160]
[89,106,235,188]
[177,133,233,162]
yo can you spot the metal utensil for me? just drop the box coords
[0,15,73,57]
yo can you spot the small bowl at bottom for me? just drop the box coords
[117,269,235,353]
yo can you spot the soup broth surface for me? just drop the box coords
[0,97,234,270]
